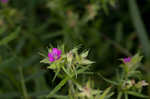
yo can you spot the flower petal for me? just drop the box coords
[49,57,55,62]
[123,57,131,63]
[57,50,61,56]
[48,48,62,62]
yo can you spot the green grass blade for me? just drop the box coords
[99,87,111,99]
[0,27,20,46]
[128,0,150,59]
[127,91,149,98]
[19,67,30,99]
[117,92,123,99]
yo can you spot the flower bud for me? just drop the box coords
[135,80,149,88]
[67,51,73,64]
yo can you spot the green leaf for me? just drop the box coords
[127,91,149,98]
[52,69,60,82]
[99,87,111,99]
[131,53,143,65]
[0,27,20,46]
[80,59,95,65]
[71,47,79,53]
[40,58,50,64]
[48,63,57,69]
[129,53,143,70]
[62,67,71,77]
[81,50,89,58]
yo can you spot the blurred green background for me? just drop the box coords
[0,0,150,98]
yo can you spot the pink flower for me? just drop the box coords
[1,0,8,3]
[48,48,61,62]
[123,57,131,63]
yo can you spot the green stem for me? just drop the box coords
[68,80,75,99]
[125,93,128,99]
[117,92,122,99]
[19,67,29,99]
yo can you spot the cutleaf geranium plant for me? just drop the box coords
[40,45,149,99]
[115,53,149,99]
